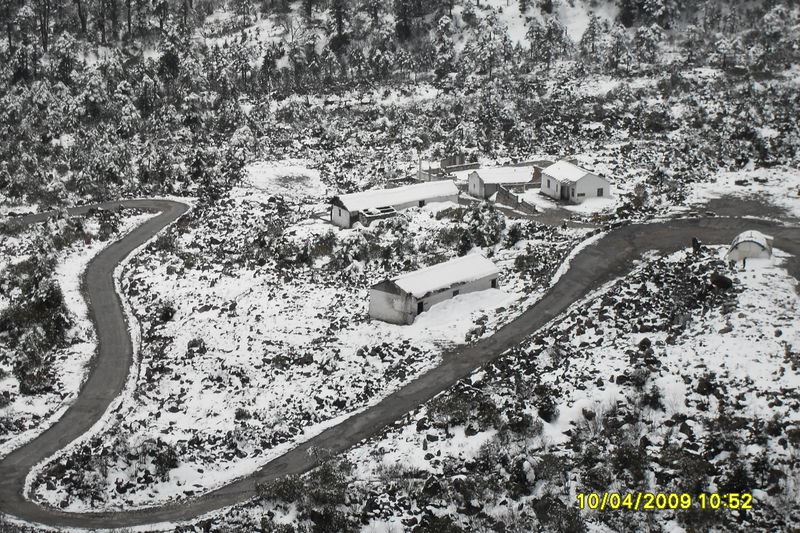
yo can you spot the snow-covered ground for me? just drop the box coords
[519,189,617,216]
[325,245,799,531]
[0,211,156,458]
[240,159,326,200]
[30,185,591,511]
[682,166,800,218]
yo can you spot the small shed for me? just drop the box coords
[540,161,610,204]
[467,167,536,199]
[331,181,459,228]
[726,230,773,262]
[369,254,500,325]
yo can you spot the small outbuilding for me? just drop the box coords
[540,161,610,204]
[369,254,500,325]
[467,167,537,199]
[725,230,773,262]
[331,181,459,228]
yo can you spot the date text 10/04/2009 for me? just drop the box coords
[576,492,754,511]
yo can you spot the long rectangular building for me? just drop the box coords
[330,181,459,228]
[369,254,500,325]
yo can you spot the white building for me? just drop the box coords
[369,254,500,325]
[467,167,536,199]
[330,181,459,228]
[726,230,773,262]
[540,161,610,204]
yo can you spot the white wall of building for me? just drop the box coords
[331,206,354,228]
[468,172,484,198]
[572,174,610,203]
[369,288,414,325]
[369,273,500,325]
[540,172,562,200]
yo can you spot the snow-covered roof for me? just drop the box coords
[729,230,773,250]
[334,181,459,212]
[392,254,499,299]
[543,161,598,184]
[472,167,535,185]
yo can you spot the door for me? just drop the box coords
[417,301,424,314]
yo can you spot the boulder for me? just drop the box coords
[710,273,733,290]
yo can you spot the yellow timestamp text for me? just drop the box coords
[576,492,754,511]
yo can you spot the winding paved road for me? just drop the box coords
[0,201,798,529]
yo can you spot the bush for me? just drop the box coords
[309,506,358,533]
[256,474,305,503]
[611,442,648,485]
[157,302,176,323]
[534,384,560,423]
[306,457,352,507]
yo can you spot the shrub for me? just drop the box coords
[256,474,305,503]
[151,441,179,480]
[309,506,358,533]
[641,385,664,410]
[157,302,176,322]
[306,457,352,507]
[611,442,648,485]
[533,384,560,423]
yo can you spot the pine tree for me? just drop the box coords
[329,0,348,38]
[301,0,315,19]
[607,24,629,73]
[394,0,413,40]
[633,23,662,64]
[579,13,601,58]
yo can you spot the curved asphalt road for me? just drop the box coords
[0,203,798,529]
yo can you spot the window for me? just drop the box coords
[597,188,604,197]
[419,200,425,207]
[417,301,424,314]
[571,188,575,197]
[577,193,586,197]
[338,208,342,216]
[547,178,551,188]
[452,290,459,297]
[491,279,497,289]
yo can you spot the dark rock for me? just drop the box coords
[696,376,715,396]
[638,337,652,351]
[582,408,596,421]
[710,273,733,290]
[422,475,442,497]
[464,425,478,437]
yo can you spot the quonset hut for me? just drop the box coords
[330,181,459,228]
[726,230,774,262]
[369,254,500,325]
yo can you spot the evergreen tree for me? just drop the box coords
[579,13,601,58]
[301,0,315,19]
[633,23,662,64]
[607,24,630,72]
[394,0,413,40]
